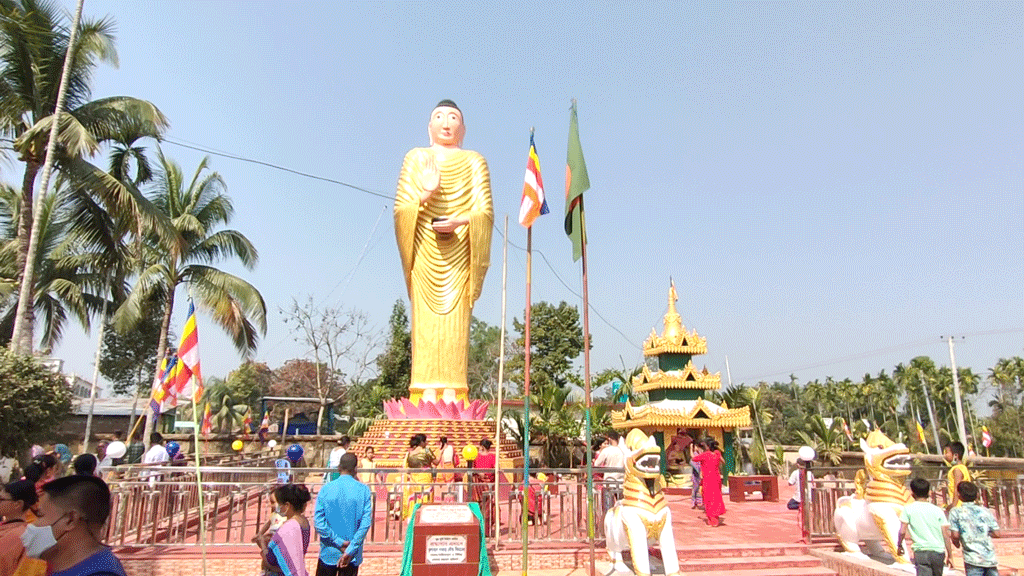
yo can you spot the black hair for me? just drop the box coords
[409,435,420,448]
[435,99,461,113]
[42,476,112,530]
[113,430,123,439]
[22,463,45,484]
[956,481,979,503]
[73,453,98,476]
[338,452,358,475]
[695,439,708,450]
[340,436,351,447]
[150,432,164,445]
[480,439,493,450]
[910,477,931,499]
[3,479,38,511]
[34,453,57,470]
[440,436,448,445]
[945,441,965,460]
[606,430,620,441]
[273,483,312,513]
[706,439,720,453]
[415,433,427,444]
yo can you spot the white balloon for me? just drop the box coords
[106,441,127,459]
[798,445,816,462]
[267,440,278,449]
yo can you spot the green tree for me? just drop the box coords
[797,415,846,466]
[98,294,165,396]
[371,299,412,402]
[508,301,586,392]
[467,316,503,401]
[0,348,73,456]
[0,0,168,351]
[224,361,273,414]
[0,183,106,348]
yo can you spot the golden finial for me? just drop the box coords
[662,279,683,341]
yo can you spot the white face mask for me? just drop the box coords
[20,515,66,558]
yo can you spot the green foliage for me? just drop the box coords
[0,350,73,457]
[508,301,585,392]
[467,316,503,401]
[797,415,846,465]
[371,299,411,403]
[99,299,165,396]
[225,361,273,413]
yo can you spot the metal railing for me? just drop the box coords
[803,466,1024,540]
[104,465,622,548]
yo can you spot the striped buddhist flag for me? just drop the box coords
[564,101,590,262]
[242,408,253,438]
[173,301,204,405]
[258,410,270,440]
[841,418,854,442]
[519,133,549,228]
[981,425,993,448]
[916,420,927,445]
[149,355,180,415]
[201,403,213,436]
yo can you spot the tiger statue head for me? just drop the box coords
[623,428,666,498]
[861,429,912,485]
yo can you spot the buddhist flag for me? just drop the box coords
[174,301,204,405]
[242,408,253,438]
[981,425,993,448]
[149,354,180,416]
[201,403,213,436]
[564,101,590,262]
[841,418,854,442]
[916,420,927,445]
[519,133,549,228]
[258,410,270,440]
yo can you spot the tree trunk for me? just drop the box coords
[10,162,40,353]
[143,289,176,449]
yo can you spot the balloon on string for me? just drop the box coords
[106,441,127,459]
[54,444,71,464]
[286,444,303,464]
[462,444,478,462]
[232,440,244,451]
[267,439,278,449]
[165,442,180,457]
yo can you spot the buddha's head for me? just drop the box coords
[428,99,465,148]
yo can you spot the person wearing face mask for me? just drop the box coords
[0,480,39,575]
[18,475,125,576]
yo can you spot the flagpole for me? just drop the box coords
[495,215,508,545]
[191,379,208,576]
[521,221,533,574]
[579,196,595,576]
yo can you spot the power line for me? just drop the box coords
[163,138,394,200]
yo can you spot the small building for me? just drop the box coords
[612,282,751,477]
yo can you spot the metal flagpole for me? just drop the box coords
[496,216,508,544]
[579,197,596,576]
[521,222,533,575]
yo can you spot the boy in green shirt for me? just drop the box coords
[897,477,953,576]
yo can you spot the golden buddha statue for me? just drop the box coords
[394,100,493,404]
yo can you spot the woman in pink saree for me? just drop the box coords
[691,438,725,527]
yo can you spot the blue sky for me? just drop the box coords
[45,2,1022,401]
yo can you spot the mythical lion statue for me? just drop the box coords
[604,428,681,576]
[833,429,913,563]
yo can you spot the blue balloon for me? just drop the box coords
[286,444,304,464]
[166,441,180,457]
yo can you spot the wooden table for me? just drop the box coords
[727,474,780,502]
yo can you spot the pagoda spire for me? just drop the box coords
[662,279,683,341]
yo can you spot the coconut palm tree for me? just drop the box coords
[113,151,267,365]
[0,0,169,351]
[0,183,108,347]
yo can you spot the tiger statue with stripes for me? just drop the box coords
[604,428,681,576]
[833,429,913,563]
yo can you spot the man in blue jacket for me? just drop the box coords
[315,453,373,576]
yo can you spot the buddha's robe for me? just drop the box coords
[394,147,493,404]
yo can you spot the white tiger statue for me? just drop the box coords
[833,429,913,563]
[604,428,681,576]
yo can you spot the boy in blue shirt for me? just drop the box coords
[314,453,373,576]
[897,477,953,576]
[948,481,1001,576]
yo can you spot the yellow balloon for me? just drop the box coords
[231,440,244,451]
[462,444,478,462]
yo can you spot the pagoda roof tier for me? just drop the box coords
[643,280,707,356]
[631,363,721,392]
[611,398,750,429]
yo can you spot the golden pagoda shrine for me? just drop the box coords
[612,281,750,478]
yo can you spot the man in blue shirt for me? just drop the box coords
[315,453,373,576]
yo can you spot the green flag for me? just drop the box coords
[564,101,590,262]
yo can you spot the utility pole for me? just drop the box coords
[920,373,942,456]
[945,336,967,447]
